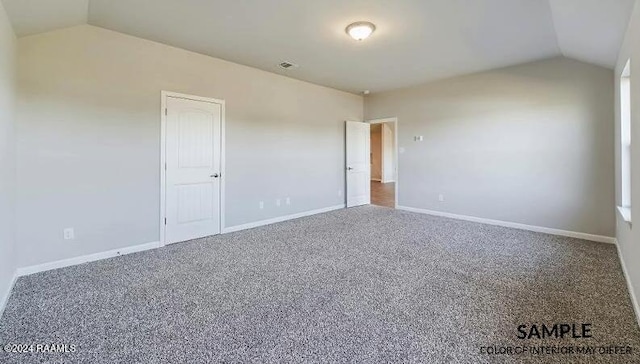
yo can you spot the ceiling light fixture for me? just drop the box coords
[346,21,376,41]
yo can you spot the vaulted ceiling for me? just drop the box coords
[2,0,636,93]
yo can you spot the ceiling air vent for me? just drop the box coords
[279,61,298,70]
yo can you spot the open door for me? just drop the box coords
[346,121,371,207]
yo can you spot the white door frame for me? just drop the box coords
[160,91,226,246]
[367,117,398,209]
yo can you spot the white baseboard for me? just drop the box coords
[14,204,345,278]
[616,240,640,328]
[4,204,344,312]
[223,204,345,234]
[16,241,162,277]
[0,271,18,319]
[396,206,616,244]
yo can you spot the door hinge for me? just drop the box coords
[165,108,167,116]
[164,162,167,170]
[164,218,167,225]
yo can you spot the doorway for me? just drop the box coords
[368,118,398,208]
[160,91,225,245]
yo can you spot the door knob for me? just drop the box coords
[211,173,220,178]
[347,167,353,171]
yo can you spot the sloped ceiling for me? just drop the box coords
[2,0,635,93]
[3,0,87,36]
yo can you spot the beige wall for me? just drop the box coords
[370,122,395,183]
[365,57,615,237]
[16,25,363,267]
[615,1,640,323]
[0,1,16,312]
[371,124,382,180]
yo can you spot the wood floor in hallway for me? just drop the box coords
[371,181,395,208]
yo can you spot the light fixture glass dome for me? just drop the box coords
[346,21,376,41]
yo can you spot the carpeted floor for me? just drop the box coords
[1,206,639,363]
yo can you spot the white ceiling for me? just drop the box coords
[2,0,635,93]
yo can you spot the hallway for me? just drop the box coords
[371,181,395,208]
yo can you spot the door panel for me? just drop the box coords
[178,110,214,168]
[166,97,221,244]
[177,184,214,223]
[346,121,371,207]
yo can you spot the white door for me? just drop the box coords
[165,97,222,244]
[346,121,371,207]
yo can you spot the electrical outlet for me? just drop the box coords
[286,197,291,205]
[63,228,75,240]
[438,194,445,202]
[259,201,264,209]
[276,199,281,207]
